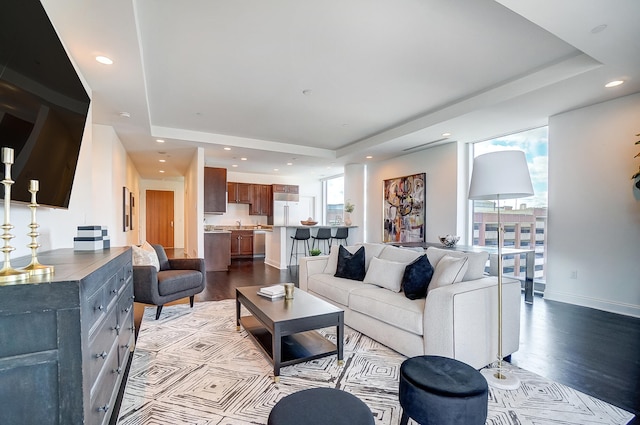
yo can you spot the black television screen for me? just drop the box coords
[0,0,90,208]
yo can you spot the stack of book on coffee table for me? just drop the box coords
[257,284,285,299]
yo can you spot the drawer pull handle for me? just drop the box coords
[113,324,121,335]
[130,295,135,300]
[124,306,131,313]
[124,343,130,349]
[95,351,107,359]
[113,367,122,375]
[95,304,104,311]
[130,326,135,332]
[111,288,118,294]
[97,404,110,413]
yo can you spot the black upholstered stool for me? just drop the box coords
[268,388,374,425]
[312,227,332,254]
[399,355,488,425]
[331,226,349,246]
[289,228,310,267]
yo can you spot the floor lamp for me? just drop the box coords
[468,150,533,390]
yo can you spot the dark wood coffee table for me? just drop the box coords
[236,285,344,382]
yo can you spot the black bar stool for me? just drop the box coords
[289,228,310,266]
[312,228,332,254]
[331,227,349,247]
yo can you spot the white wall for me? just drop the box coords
[5,119,140,261]
[362,142,461,244]
[184,148,204,258]
[545,93,640,317]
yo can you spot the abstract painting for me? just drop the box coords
[383,173,425,243]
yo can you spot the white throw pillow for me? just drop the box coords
[427,255,468,294]
[426,247,488,281]
[363,256,407,292]
[132,242,160,271]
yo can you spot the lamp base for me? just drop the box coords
[481,368,520,390]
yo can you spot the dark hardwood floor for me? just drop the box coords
[128,256,639,424]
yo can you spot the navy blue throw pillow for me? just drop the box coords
[402,255,434,299]
[334,245,366,281]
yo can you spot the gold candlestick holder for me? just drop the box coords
[0,147,30,284]
[22,179,54,276]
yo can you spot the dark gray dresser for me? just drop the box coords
[0,247,134,425]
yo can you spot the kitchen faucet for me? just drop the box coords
[236,220,241,228]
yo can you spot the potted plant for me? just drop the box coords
[344,201,355,226]
[310,248,322,256]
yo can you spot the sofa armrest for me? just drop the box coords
[298,255,329,291]
[132,265,160,304]
[423,276,521,369]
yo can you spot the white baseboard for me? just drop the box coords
[544,290,640,318]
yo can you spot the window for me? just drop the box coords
[324,175,344,225]
[471,127,548,283]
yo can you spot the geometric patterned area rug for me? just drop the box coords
[117,300,634,425]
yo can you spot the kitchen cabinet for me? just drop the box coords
[204,167,227,213]
[227,182,251,204]
[249,184,273,216]
[272,184,299,194]
[230,230,253,258]
[205,232,231,271]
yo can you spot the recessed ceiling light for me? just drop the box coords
[232,164,238,168]
[119,112,131,118]
[366,155,373,159]
[224,147,231,151]
[273,168,279,172]
[159,159,166,163]
[442,132,451,137]
[240,157,247,161]
[95,55,113,65]
[605,80,624,88]
[159,170,165,173]
[287,162,293,166]
[156,139,165,143]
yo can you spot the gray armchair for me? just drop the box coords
[133,244,205,319]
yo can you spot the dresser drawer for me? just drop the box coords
[85,286,106,335]
[87,309,118,387]
[89,341,119,425]
[104,273,119,310]
[117,261,133,292]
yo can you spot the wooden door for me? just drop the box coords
[146,190,174,248]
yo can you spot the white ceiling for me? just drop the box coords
[41,0,640,180]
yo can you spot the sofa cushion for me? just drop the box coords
[363,257,407,292]
[402,255,434,300]
[307,274,365,306]
[426,247,488,281]
[428,255,468,294]
[356,243,387,269]
[378,245,424,264]
[350,286,425,336]
[324,244,361,274]
[132,242,160,271]
[335,245,366,281]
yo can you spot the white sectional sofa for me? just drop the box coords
[298,243,521,369]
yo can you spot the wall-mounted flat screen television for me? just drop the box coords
[0,0,90,209]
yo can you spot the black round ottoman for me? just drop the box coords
[268,387,374,425]
[399,355,488,425]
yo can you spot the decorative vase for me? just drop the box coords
[344,213,352,226]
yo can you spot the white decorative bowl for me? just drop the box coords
[439,235,460,248]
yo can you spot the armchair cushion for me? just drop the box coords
[153,244,171,271]
[158,269,204,296]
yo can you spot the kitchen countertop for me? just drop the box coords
[204,225,272,233]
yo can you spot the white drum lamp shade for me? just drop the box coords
[468,150,533,390]
[469,150,534,201]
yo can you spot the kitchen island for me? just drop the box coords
[265,225,358,269]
